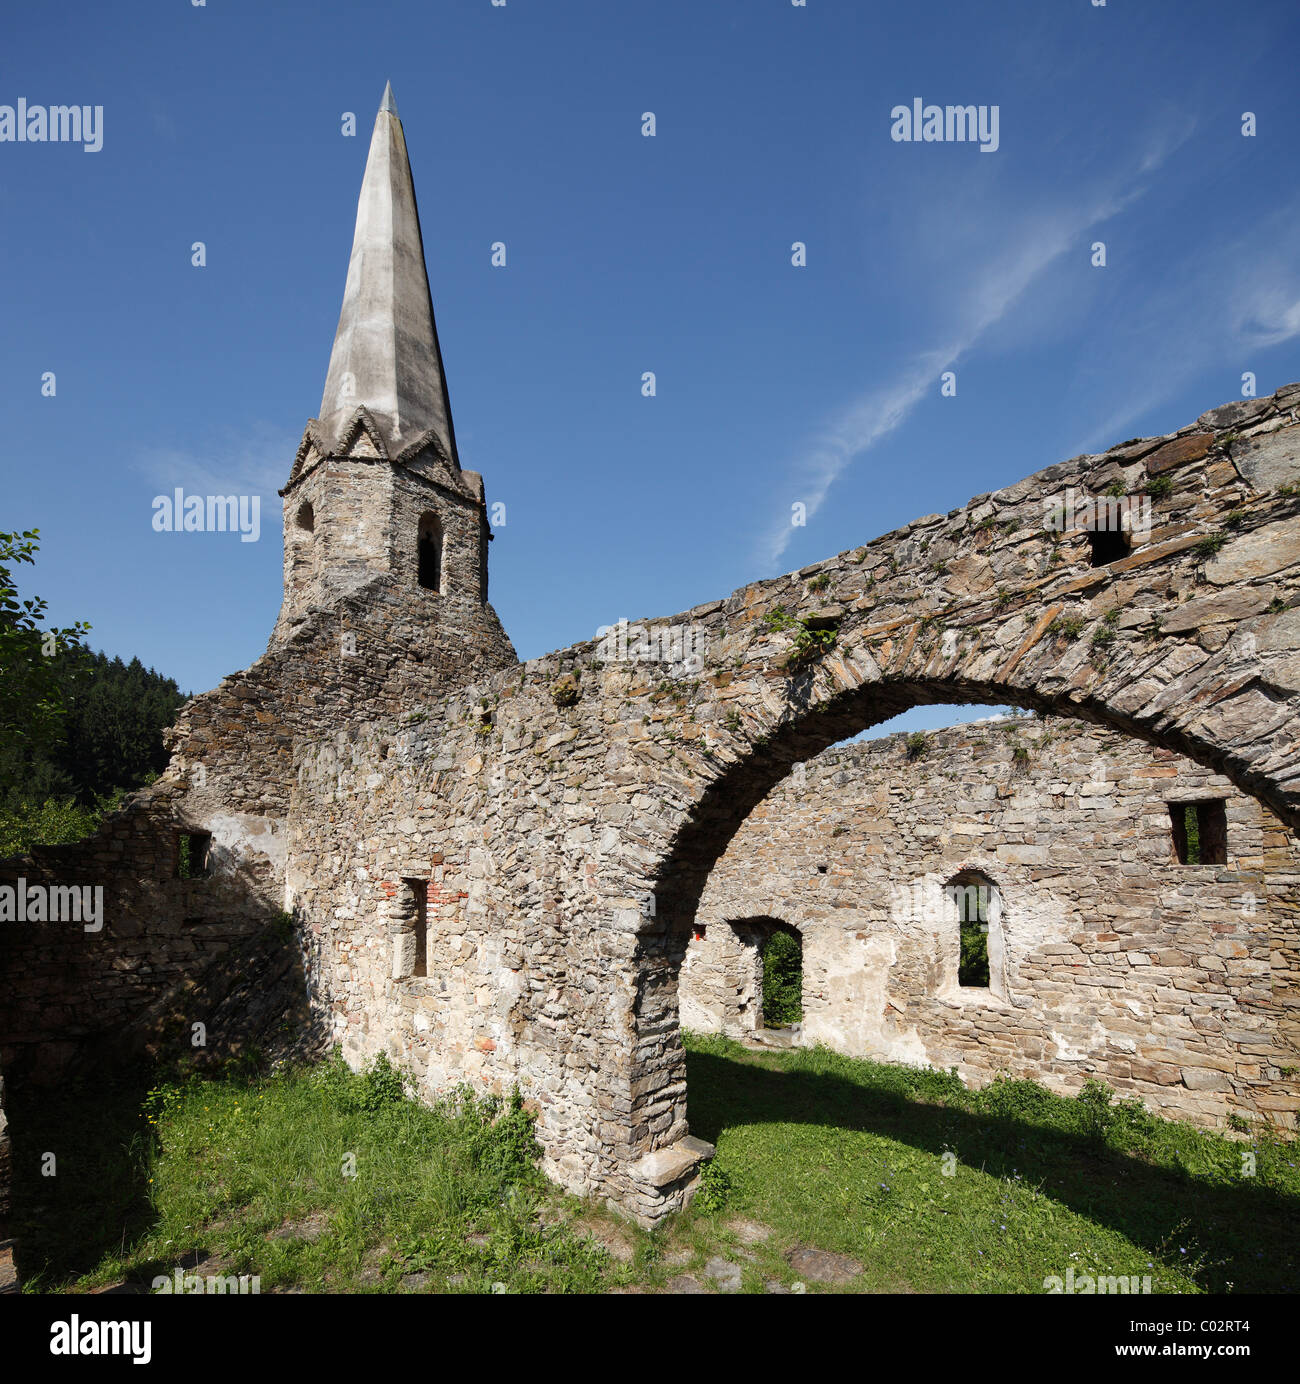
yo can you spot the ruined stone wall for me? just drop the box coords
[0,534,517,1087]
[0,778,285,1084]
[279,385,1300,1224]
[681,715,1300,1129]
[284,688,644,1215]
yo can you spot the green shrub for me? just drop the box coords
[787,626,836,669]
[359,1052,409,1115]
[976,1074,1060,1124]
[693,1159,733,1214]
[0,789,128,857]
[958,918,990,987]
[1048,615,1085,640]
[1075,1077,1124,1138]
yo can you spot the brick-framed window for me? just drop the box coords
[392,878,428,979]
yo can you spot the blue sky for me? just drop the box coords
[4,0,1299,737]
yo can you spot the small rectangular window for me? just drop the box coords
[177,831,212,880]
[1088,528,1129,567]
[1168,801,1227,865]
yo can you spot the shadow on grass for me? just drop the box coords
[8,1060,160,1288]
[684,1047,1299,1294]
[4,908,326,1289]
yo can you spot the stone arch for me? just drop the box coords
[645,665,1297,945]
[295,500,315,534]
[623,650,1299,1213]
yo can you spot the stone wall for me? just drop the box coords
[681,714,1300,1129]
[0,777,288,1085]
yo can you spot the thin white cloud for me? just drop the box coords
[1071,200,1300,453]
[757,122,1195,569]
[135,422,295,507]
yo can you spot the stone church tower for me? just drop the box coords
[272,83,515,683]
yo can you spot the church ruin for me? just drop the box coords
[2,87,1299,1239]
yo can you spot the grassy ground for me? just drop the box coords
[12,1033,1299,1294]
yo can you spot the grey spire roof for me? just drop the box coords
[316,83,458,465]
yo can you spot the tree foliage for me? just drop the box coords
[761,929,803,1026]
[0,529,91,756]
[0,530,186,852]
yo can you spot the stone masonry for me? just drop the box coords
[680,715,1300,1129]
[2,89,1299,1233]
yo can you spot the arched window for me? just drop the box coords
[946,870,1001,991]
[418,512,442,592]
[295,501,315,534]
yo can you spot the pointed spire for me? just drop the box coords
[316,83,458,465]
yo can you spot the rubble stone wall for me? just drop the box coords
[681,715,1300,1130]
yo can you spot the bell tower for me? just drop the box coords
[273,84,514,683]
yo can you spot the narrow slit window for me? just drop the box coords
[947,871,997,989]
[418,512,442,592]
[404,878,428,977]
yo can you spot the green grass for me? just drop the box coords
[14,1052,626,1295]
[681,1034,1300,1293]
[12,1037,1299,1294]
